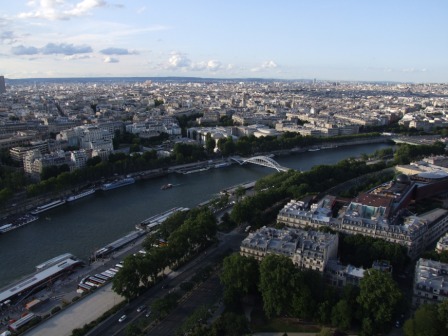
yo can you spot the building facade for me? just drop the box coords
[240,226,339,272]
[413,258,448,306]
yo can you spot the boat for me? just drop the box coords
[0,224,13,234]
[182,166,210,174]
[2,214,39,233]
[161,184,173,190]
[30,199,66,215]
[101,177,135,191]
[321,145,338,149]
[214,162,231,169]
[66,188,96,202]
[137,207,190,231]
[308,147,321,152]
[93,230,146,259]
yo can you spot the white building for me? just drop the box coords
[70,149,89,171]
[413,258,448,306]
[240,226,339,272]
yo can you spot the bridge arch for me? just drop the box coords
[231,155,290,172]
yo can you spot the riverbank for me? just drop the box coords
[0,141,394,289]
[2,136,390,218]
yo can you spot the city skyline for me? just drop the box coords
[1,0,447,82]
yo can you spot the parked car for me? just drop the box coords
[145,311,152,318]
[137,305,146,313]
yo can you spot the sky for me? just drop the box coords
[1,0,447,82]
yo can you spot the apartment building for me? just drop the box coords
[325,260,366,288]
[70,149,89,171]
[413,258,448,306]
[277,180,448,259]
[240,226,338,272]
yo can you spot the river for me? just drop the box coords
[0,143,392,288]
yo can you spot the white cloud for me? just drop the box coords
[41,42,92,55]
[11,45,39,55]
[261,60,278,69]
[64,54,91,60]
[100,47,137,55]
[11,42,92,55]
[65,0,107,17]
[401,68,427,73]
[166,52,191,69]
[18,0,111,21]
[163,52,225,73]
[251,60,279,72]
[103,56,119,63]
[0,31,17,45]
[206,60,222,71]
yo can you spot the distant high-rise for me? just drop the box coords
[0,76,6,94]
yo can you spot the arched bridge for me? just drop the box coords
[231,156,290,172]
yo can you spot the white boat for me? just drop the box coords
[182,166,210,174]
[101,177,135,191]
[137,207,190,230]
[214,162,231,168]
[30,199,66,215]
[66,188,96,202]
[0,224,13,234]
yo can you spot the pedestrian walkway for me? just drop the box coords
[25,283,123,336]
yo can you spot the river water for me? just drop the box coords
[0,143,392,287]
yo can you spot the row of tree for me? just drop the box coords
[112,208,217,300]
[403,300,448,336]
[220,253,403,335]
[229,158,387,227]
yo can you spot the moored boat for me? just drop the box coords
[0,224,13,234]
[0,214,39,234]
[30,199,66,215]
[66,188,96,202]
[182,166,210,174]
[214,162,231,168]
[161,184,173,190]
[101,177,135,191]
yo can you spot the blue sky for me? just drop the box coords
[1,0,447,82]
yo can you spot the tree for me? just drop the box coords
[220,254,259,307]
[205,133,216,154]
[331,299,352,331]
[357,269,402,332]
[112,255,141,299]
[235,186,246,202]
[210,312,249,336]
[403,304,443,336]
[125,323,142,336]
[259,254,297,318]
[86,156,102,167]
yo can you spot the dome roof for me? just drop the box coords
[396,174,410,184]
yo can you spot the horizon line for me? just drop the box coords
[3,76,444,85]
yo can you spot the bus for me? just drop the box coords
[88,277,105,286]
[77,283,91,292]
[9,313,37,332]
[84,281,99,288]
[101,272,114,279]
[94,274,109,281]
